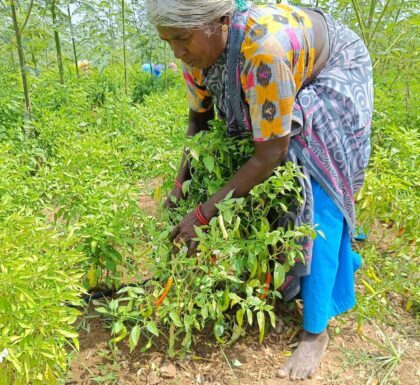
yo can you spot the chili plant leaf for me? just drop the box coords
[129,325,141,352]
[146,321,159,337]
[273,262,285,290]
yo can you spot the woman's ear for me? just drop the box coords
[220,16,229,24]
[220,15,230,31]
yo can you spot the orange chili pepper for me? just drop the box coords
[154,277,174,307]
[260,272,272,299]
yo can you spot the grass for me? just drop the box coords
[342,320,404,385]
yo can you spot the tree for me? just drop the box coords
[122,0,128,95]
[67,3,79,77]
[51,0,64,84]
[9,0,34,119]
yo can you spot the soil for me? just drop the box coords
[67,299,419,385]
[66,184,420,385]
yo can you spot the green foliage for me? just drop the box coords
[131,70,180,104]
[357,80,419,251]
[0,214,85,385]
[0,64,187,383]
[355,245,419,325]
[355,77,419,326]
[0,72,23,139]
[97,121,315,355]
[0,0,418,381]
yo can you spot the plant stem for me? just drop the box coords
[67,4,79,77]
[51,0,64,84]
[122,0,128,96]
[10,0,32,120]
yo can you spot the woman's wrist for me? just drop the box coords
[195,204,209,225]
[174,179,183,190]
[199,201,218,222]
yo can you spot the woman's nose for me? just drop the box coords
[171,42,187,60]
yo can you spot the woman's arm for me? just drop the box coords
[170,135,290,249]
[166,108,214,207]
[201,135,290,218]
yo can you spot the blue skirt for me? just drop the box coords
[301,179,362,334]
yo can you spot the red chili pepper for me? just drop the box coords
[260,272,272,299]
[154,277,174,307]
[211,254,217,266]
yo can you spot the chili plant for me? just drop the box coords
[97,121,316,355]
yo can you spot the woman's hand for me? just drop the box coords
[169,210,202,256]
[164,186,184,209]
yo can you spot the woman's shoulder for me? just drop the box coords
[247,4,312,30]
[242,4,312,59]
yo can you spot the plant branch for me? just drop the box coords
[368,0,392,48]
[367,0,378,29]
[350,0,368,43]
[372,31,404,70]
[20,0,34,32]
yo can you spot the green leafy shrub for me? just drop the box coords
[131,70,181,104]
[96,121,315,355]
[355,79,419,323]
[0,72,23,140]
[357,81,420,251]
[31,86,187,289]
[0,143,46,220]
[0,214,85,385]
[40,132,145,288]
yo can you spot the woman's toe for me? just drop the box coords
[308,368,316,379]
[277,362,291,378]
[301,369,311,380]
[290,368,299,381]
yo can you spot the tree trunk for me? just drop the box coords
[122,0,128,96]
[10,0,31,118]
[51,0,64,84]
[67,4,79,77]
[164,42,168,90]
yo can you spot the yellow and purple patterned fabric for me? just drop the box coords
[182,4,316,141]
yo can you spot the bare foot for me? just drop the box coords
[278,329,329,381]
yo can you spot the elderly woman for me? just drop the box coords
[146,0,373,380]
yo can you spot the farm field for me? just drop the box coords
[0,1,419,385]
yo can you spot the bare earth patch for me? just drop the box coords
[67,304,419,385]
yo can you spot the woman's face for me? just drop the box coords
[157,24,227,69]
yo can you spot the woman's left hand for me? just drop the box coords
[169,210,202,256]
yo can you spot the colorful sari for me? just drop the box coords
[183,5,373,301]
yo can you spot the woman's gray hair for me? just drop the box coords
[145,0,236,30]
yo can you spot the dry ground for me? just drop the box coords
[67,298,418,385]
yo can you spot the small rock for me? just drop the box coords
[146,371,160,385]
[196,374,205,385]
[150,353,164,368]
[160,361,177,379]
[136,368,147,382]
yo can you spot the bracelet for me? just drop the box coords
[174,179,183,190]
[195,204,209,226]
